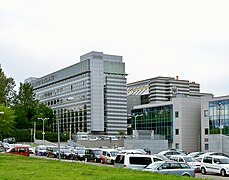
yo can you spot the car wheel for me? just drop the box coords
[221,169,226,177]
[201,167,206,175]
[182,174,190,177]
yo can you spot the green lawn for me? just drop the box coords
[0,154,199,180]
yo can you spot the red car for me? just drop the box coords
[6,146,30,156]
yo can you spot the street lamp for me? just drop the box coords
[38,117,49,145]
[134,114,143,131]
[133,114,143,137]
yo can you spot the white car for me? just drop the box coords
[170,155,201,172]
[200,155,229,177]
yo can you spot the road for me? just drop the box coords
[196,173,226,180]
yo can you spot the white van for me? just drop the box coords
[114,154,163,169]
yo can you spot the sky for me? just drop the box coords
[0,0,229,96]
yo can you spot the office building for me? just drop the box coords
[201,95,229,154]
[127,76,202,114]
[131,95,202,153]
[26,51,127,135]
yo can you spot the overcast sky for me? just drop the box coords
[1,0,229,96]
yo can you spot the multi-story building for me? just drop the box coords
[201,95,229,154]
[131,95,203,152]
[26,51,127,135]
[127,76,201,114]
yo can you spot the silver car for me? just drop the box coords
[143,160,195,177]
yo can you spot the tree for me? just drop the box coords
[13,83,39,129]
[13,82,54,131]
[0,68,16,106]
[0,104,15,140]
[32,103,55,132]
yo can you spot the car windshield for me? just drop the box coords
[39,146,46,150]
[78,150,85,154]
[110,151,118,157]
[183,156,198,162]
[62,149,71,153]
[94,150,101,155]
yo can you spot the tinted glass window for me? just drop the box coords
[129,157,152,165]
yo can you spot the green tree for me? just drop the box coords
[13,83,39,129]
[33,103,55,132]
[0,68,16,106]
[0,104,15,140]
[13,82,54,131]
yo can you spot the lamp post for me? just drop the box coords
[132,114,143,138]
[38,117,49,145]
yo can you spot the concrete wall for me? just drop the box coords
[209,134,229,155]
[74,140,124,148]
[124,139,168,154]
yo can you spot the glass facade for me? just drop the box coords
[209,99,229,135]
[131,105,173,142]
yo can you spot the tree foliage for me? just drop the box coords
[0,68,16,106]
[0,104,15,138]
[13,83,54,131]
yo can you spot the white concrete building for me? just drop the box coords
[26,51,127,135]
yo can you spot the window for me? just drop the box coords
[175,143,179,149]
[205,128,209,135]
[205,144,209,151]
[203,156,212,164]
[175,111,179,118]
[175,129,179,135]
[204,110,208,117]
[129,157,152,165]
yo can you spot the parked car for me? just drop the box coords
[114,154,163,169]
[200,155,229,177]
[158,150,186,158]
[195,152,229,162]
[143,160,195,177]
[46,146,58,158]
[58,148,74,159]
[84,148,102,163]
[3,137,16,144]
[23,145,35,154]
[170,155,201,172]
[6,146,30,156]
[0,146,9,153]
[35,145,46,156]
[100,149,119,164]
[72,147,85,161]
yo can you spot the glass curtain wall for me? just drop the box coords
[131,105,173,142]
[209,100,229,135]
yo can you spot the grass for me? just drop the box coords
[0,154,200,180]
